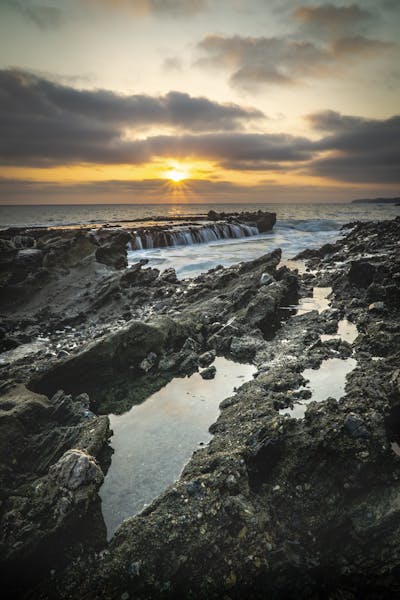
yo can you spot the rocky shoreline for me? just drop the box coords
[1,214,400,598]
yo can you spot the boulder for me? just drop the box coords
[199,350,216,368]
[348,261,376,288]
[95,230,132,270]
[96,243,127,270]
[159,268,179,284]
[15,248,43,270]
[49,448,103,491]
[200,365,216,379]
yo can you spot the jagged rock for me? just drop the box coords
[259,272,273,286]
[182,337,201,353]
[244,283,285,335]
[348,261,376,288]
[15,248,43,270]
[140,352,158,372]
[207,210,276,232]
[255,213,276,233]
[95,243,127,270]
[230,335,264,359]
[49,449,103,491]
[13,235,35,249]
[121,263,159,285]
[30,317,188,397]
[159,268,178,284]
[1,218,400,599]
[179,351,199,374]
[200,365,216,379]
[0,386,109,572]
[158,355,177,371]
[343,413,370,439]
[198,350,216,368]
[42,233,97,269]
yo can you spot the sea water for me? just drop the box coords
[1,202,398,278]
[100,356,256,539]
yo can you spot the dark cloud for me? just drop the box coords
[0,69,264,166]
[309,112,400,183]
[331,35,393,57]
[197,35,332,88]
[218,161,287,172]
[196,29,392,89]
[306,110,370,131]
[146,132,315,163]
[196,3,394,90]
[92,0,207,17]
[1,67,398,186]
[294,4,371,33]
[1,0,64,30]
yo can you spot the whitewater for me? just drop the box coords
[1,201,398,278]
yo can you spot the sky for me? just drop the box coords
[0,0,399,204]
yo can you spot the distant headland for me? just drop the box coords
[351,197,400,204]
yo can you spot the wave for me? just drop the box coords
[278,219,340,233]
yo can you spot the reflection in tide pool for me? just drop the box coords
[297,287,332,315]
[321,319,358,344]
[100,357,256,539]
[280,357,357,419]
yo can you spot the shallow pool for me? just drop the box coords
[100,356,256,538]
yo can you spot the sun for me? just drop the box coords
[166,168,187,183]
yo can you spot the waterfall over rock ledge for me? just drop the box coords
[128,222,260,251]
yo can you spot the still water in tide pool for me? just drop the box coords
[100,357,256,539]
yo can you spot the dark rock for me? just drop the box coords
[49,448,103,491]
[368,301,386,312]
[230,335,264,360]
[348,261,376,288]
[13,235,35,249]
[122,266,159,285]
[256,213,277,233]
[15,248,43,270]
[343,413,370,439]
[159,268,178,284]
[179,351,199,374]
[140,352,158,372]
[198,350,216,368]
[95,243,127,270]
[200,365,216,379]
[182,337,201,353]
[207,209,276,232]
[259,272,274,286]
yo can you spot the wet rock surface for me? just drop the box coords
[207,209,276,232]
[0,216,400,598]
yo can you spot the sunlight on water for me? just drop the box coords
[1,201,398,229]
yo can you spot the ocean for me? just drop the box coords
[1,202,398,278]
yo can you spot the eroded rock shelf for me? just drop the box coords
[0,215,400,599]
